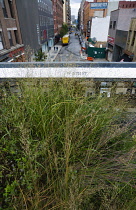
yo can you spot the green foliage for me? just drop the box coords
[60,23,68,38]
[34,49,47,61]
[1,79,136,209]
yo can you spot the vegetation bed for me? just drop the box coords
[1,79,136,210]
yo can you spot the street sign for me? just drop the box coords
[90,2,108,9]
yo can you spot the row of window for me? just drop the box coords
[0,0,14,18]
[119,3,136,8]
[127,30,136,46]
[55,4,63,11]
[38,1,53,15]
[109,21,116,30]
[39,15,54,26]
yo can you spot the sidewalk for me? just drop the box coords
[46,42,62,62]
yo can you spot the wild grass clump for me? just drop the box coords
[1,79,136,210]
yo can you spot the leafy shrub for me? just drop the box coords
[34,49,47,62]
[60,23,68,38]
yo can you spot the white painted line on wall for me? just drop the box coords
[0,67,136,78]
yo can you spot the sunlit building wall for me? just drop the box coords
[125,18,136,62]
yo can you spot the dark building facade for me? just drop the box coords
[0,0,24,62]
[15,0,39,52]
[15,0,54,54]
[77,8,81,30]
[38,0,54,52]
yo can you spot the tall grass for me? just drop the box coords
[1,79,136,210]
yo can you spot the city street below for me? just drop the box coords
[55,32,82,62]
[54,32,108,62]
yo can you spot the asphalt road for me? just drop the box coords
[55,32,82,62]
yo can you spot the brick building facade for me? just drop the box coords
[0,0,24,62]
[52,0,64,36]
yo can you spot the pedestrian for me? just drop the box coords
[54,46,55,51]
[56,47,58,51]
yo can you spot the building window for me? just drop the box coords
[131,31,136,46]
[8,0,14,18]
[113,21,116,29]
[41,30,43,39]
[127,30,132,44]
[110,21,112,29]
[0,0,8,17]
[0,32,4,50]
[8,31,13,46]
[14,30,19,44]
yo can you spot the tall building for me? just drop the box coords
[80,0,86,32]
[52,0,64,36]
[0,0,24,62]
[83,1,90,36]
[63,0,71,27]
[67,0,71,27]
[38,0,54,52]
[63,0,67,23]
[77,8,81,30]
[71,15,75,23]
[15,0,54,54]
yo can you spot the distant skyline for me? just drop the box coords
[70,0,81,18]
